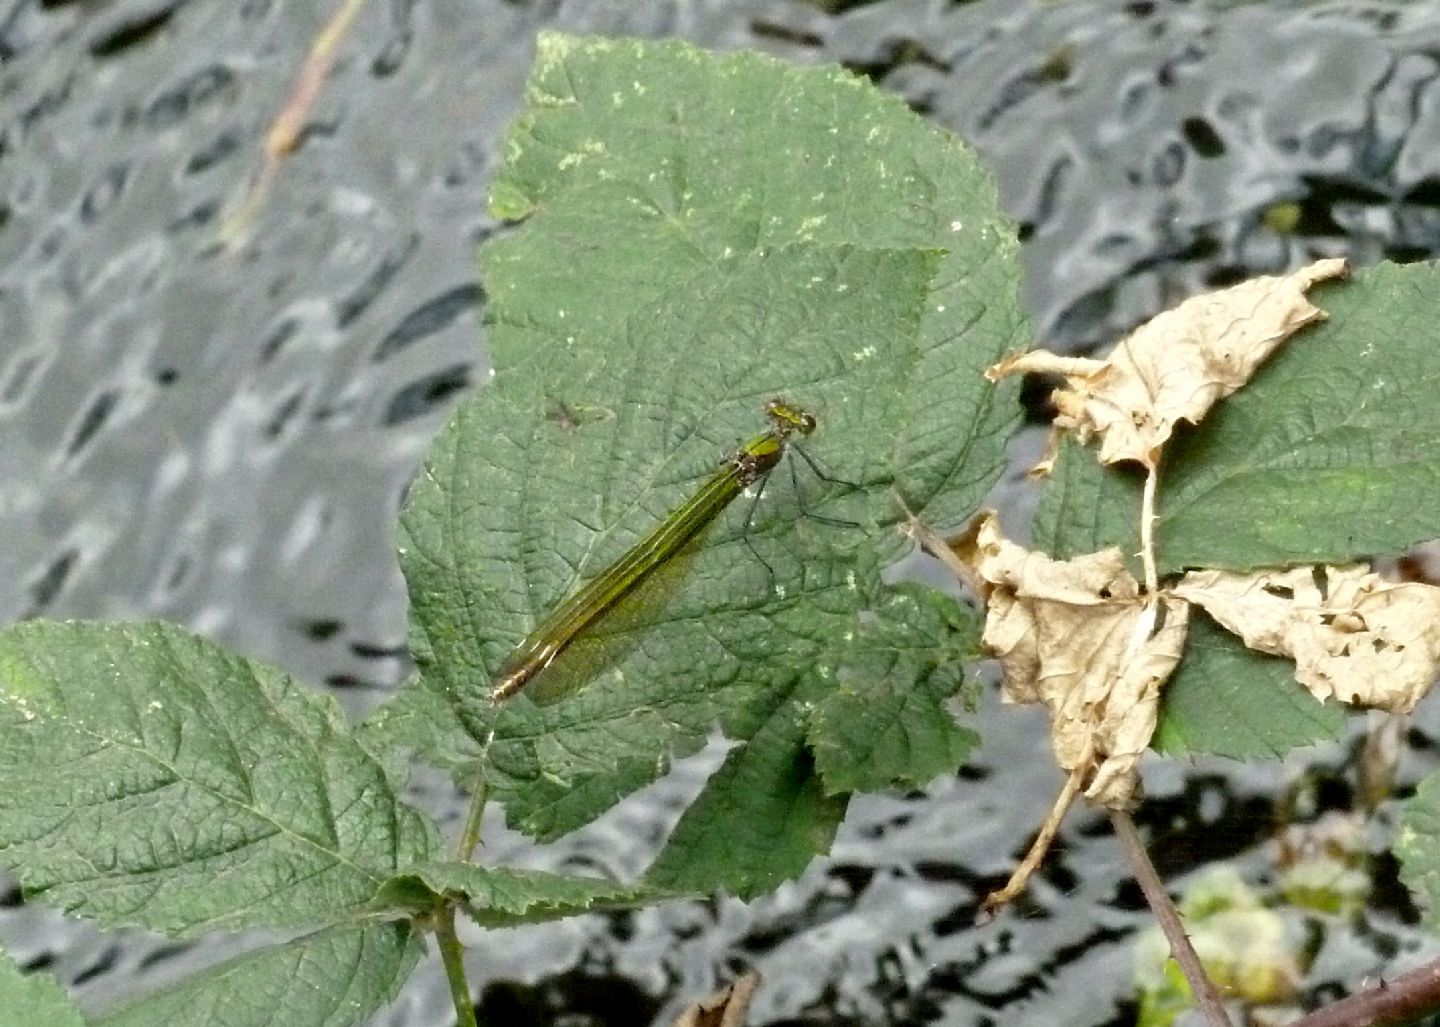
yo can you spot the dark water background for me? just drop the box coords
[5,0,1440,1024]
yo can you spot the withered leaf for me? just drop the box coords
[986,258,1348,468]
[967,513,1189,808]
[671,971,760,1027]
[1174,565,1440,713]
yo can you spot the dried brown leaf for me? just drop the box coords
[1174,565,1440,713]
[672,971,761,1027]
[969,513,1189,808]
[986,258,1348,468]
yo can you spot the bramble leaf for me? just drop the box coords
[963,513,1188,809]
[1037,261,1440,573]
[1031,434,1139,565]
[369,861,663,928]
[1174,564,1440,713]
[1034,260,1440,759]
[368,33,1026,894]
[92,924,420,1027]
[991,260,1345,469]
[0,949,85,1027]
[1152,612,1343,759]
[0,621,436,938]
[1396,770,1440,932]
[807,585,980,796]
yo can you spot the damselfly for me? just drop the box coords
[491,399,847,703]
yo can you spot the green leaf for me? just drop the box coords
[1031,434,1142,564]
[374,29,1024,877]
[1152,612,1345,759]
[0,949,86,1027]
[807,585,981,794]
[644,686,847,898]
[1397,769,1440,931]
[1037,261,1440,573]
[0,621,437,938]
[369,861,663,928]
[92,923,420,1027]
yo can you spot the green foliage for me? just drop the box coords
[0,34,1027,1024]
[0,621,433,1026]
[0,617,680,1026]
[0,621,437,937]
[369,862,661,928]
[1034,261,1440,759]
[0,949,86,1027]
[92,925,421,1027]
[1031,434,1141,566]
[373,32,1023,894]
[5,28,1439,1027]
[1152,613,1344,758]
[1037,263,1440,574]
[1397,770,1440,927]
[807,585,980,794]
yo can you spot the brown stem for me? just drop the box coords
[901,507,985,598]
[219,0,369,245]
[980,763,1086,916]
[1109,810,1233,1027]
[1284,957,1440,1027]
[1359,711,1406,813]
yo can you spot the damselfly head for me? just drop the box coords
[765,398,817,437]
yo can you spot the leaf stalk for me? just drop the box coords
[1140,461,1159,595]
[435,904,479,1027]
[454,726,497,861]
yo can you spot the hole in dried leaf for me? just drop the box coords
[1262,584,1295,599]
[1312,566,1330,601]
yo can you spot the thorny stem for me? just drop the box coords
[434,904,479,1027]
[1110,811,1232,1027]
[454,725,497,861]
[1130,461,1236,1027]
[1284,955,1440,1027]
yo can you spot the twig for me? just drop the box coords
[980,762,1086,917]
[1110,810,1232,1027]
[1359,711,1405,813]
[903,511,985,598]
[1283,956,1440,1027]
[671,971,762,1027]
[219,0,370,245]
